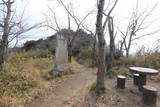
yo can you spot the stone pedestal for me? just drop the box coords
[138,74,146,91]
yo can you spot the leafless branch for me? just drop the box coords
[117,1,159,56]
[103,0,118,30]
[48,6,60,31]
[132,29,160,41]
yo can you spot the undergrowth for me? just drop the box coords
[0,50,53,107]
[76,48,96,67]
[0,50,80,107]
[76,48,160,77]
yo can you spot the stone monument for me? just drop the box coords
[53,35,69,77]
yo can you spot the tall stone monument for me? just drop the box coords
[53,35,69,77]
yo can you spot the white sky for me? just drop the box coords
[14,0,160,53]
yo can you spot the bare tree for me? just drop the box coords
[0,0,41,68]
[45,0,93,62]
[95,0,118,93]
[118,2,160,57]
[58,0,95,62]
[135,40,160,56]
[42,6,61,32]
[107,16,117,70]
[95,0,106,93]
[0,0,15,68]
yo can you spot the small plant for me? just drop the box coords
[106,68,117,78]
[76,48,97,67]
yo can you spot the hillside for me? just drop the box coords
[22,29,94,55]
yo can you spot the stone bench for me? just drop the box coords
[117,75,126,89]
[142,85,158,107]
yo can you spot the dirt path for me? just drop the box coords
[26,65,96,107]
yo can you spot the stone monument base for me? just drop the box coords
[53,64,70,77]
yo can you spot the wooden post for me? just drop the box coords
[117,75,126,89]
[142,85,157,107]
[133,74,139,86]
[139,74,146,91]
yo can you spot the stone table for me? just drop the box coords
[129,67,159,91]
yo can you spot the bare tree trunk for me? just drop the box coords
[107,17,115,70]
[0,0,12,68]
[126,32,132,57]
[0,36,9,69]
[92,33,97,65]
[126,49,129,57]
[120,41,123,54]
[68,43,72,62]
[0,35,9,69]
[0,45,6,69]
[96,0,106,94]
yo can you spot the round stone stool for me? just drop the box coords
[117,75,126,89]
[133,74,139,86]
[142,85,157,107]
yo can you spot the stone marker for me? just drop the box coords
[53,35,69,77]
[142,85,157,107]
[117,75,126,89]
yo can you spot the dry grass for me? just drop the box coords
[0,50,53,107]
[68,58,81,73]
[0,50,81,107]
[78,58,93,67]
[113,53,160,69]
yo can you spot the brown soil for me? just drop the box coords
[26,65,160,107]
[70,76,160,107]
[26,65,97,107]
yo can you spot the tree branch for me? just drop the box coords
[103,0,118,30]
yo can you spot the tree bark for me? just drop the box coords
[68,43,72,62]
[120,41,123,54]
[126,49,129,57]
[96,0,106,94]
[0,45,6,69]
[107,17,115,70]
[92,33,97,65]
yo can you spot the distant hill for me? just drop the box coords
[22,29,94,55]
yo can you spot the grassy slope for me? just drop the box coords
[0,50,80,107]
[0,50,54,107]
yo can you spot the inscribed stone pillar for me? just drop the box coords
[53,35,69,77]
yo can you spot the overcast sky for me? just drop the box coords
[14,0,160,53]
